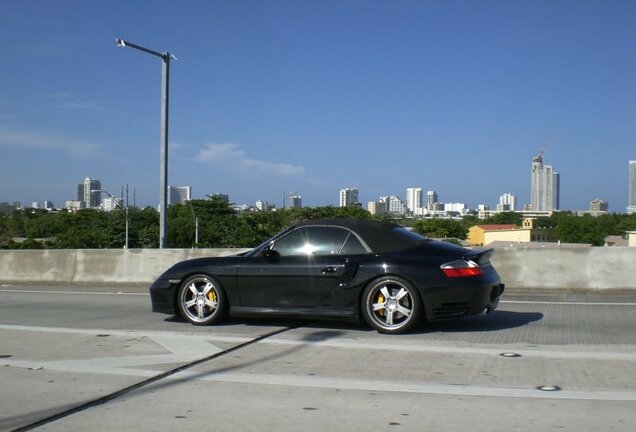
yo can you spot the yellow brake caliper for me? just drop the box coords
[377,294,385,316]
[208,290,217,303]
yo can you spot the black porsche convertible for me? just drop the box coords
[149,219,504,334]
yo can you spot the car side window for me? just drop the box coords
[271,228,307,256]
[340,233,368,255]
[272,226,350,257]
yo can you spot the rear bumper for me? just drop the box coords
[424,282,505,320]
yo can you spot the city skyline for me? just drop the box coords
[9,155,633,215]
[10,157,631,214]
[1,1,635,211]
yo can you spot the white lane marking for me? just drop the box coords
[501,300,636,306]
[0,324,252,343]
[0,289,149,296]
[1,324,635,361]
[5,359,634,401]
[260,338,636,361]
[4,359,158,377]
[152,334,223,357]
[183,372,636,402]
[2,324,635,402]
[2,289,635,305]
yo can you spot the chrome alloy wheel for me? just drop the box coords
[363,278,421,333]
[177,275,225,325]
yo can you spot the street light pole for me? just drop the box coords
[189,202,199,248]
[116,38,175,249]
[122,184,129,250]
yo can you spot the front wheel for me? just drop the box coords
[177,274,227,325]
[361,277,422,334]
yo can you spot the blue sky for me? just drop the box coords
[1,0,635,211]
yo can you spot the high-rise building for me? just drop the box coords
[168,186,192,205]
[628,161,636,214]
[339,188,359,207]
[387,195,407,215]
[444,203,466,214]
[406,187,423,213]
[426,191,438,211]
[102,196,122,211]
[256,200,273,211]
[65,200,84,210]
[590,199,609,212]
[287,194,302,209]
[367,201,387,216]
[498,193,517,211]
[77,177,102,209]
[530,154,559,211]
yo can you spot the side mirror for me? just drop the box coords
[262,246,280,260]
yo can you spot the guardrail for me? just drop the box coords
[1,247,635,290]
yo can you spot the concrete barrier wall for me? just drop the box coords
[0,249,250,286]
[0,247,635,290]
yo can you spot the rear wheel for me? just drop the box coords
[361,277,421,334]
[177,274,227,325]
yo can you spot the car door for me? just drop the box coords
[236,226,352,308]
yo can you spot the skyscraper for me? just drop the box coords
[168,186,191,205]
[339,188,359,207]
[530,154,559,211]
[590,199,609,212]
[406,187,423,213]
[77,177,101,209]
[387,195,407,215]
[426,191,438,211]
[287,193,302,209]
[628,161,636,214]
[498,193,517,211]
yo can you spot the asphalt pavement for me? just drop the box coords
[0,284,635,432]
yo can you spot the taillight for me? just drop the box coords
[441,259,483,277]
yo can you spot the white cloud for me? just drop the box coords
[197,143,246,161]
[47,92,104,110]
[196,143,304,176]
[0,125,101,159]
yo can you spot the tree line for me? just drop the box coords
[1,198,635,249]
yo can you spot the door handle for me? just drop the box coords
[321,267,338,274]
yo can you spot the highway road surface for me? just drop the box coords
[0,284,635,432]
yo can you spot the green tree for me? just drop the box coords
[412,218,467,239]
[482,211,523,226]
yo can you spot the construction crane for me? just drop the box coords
[539,134,559,159]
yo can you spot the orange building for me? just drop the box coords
[467,224,531,246]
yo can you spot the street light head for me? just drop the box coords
[116,38,126,48]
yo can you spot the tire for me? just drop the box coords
[361,276,421,334]
[177,274,227,325]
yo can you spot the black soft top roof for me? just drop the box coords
[292,218,427,253]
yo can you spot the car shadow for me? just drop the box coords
[414,310,544,334]
[164,309,543,334]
